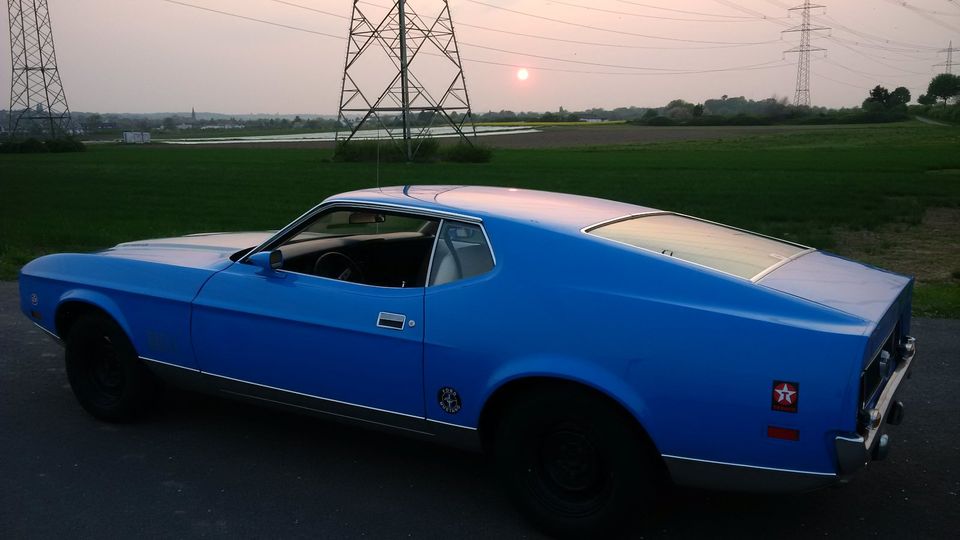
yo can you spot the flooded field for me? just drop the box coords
[159,125,539,145]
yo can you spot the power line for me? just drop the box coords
[160,0,343,39]
[880,0,960,32]
[157,0,792,77]
[822,57,917,81]
[460,42,787,72]
[814,70,880,90]
[462,0,780,45]
[550,0,787,23]
[616,0,755,19]
[885,0,960,17]
[454,21,774,50]
[353,1,779,50]
[716,0,936,75]
[816,14,939,50]
[266,0,347,20]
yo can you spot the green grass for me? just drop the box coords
[914,283,960,318]
[2,124,959,316]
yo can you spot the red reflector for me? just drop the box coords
[767,426,800,441]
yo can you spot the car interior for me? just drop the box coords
[242,209,494,288]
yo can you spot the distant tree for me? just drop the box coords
[85,113,102,129]
[917,93,936,106]
[642,108,658,120]
[162,117,176,131]
[867,85,890,104]
[926,73,960,105]
[889,87,911,107]
[692,103,704,117]
[863,85,910,111]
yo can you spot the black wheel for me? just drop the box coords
[65,313,158,422]
[493,386,661,538]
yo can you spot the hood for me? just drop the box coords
[99,232,273,270]
[758,250,912,325]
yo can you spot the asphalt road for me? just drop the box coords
[1,280,958,539]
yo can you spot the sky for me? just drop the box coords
[1,0,957,114]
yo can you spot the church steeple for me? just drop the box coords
[191,107,196,121]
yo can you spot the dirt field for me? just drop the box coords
[469,124,859,149]
[836,207,960,283]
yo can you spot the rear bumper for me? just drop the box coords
[835,336,916,477]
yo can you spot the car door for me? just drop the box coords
[190,259,425,418]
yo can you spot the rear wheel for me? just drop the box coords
[493,386,661,538]
[65,313,158,422]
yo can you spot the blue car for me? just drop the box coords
[19,186,916,536]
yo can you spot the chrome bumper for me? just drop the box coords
[835,336,916,476]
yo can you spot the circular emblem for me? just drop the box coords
[437,387,462,414]
[30,293,39,306]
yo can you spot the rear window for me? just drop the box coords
[587,214,807,280]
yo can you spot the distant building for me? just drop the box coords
[176,123,194,130]
[191,107,196,122]
[579,118,605,123]
[122,131,151,144]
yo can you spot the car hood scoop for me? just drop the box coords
[758,250,912,324]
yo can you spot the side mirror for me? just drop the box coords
[249,250,283,274]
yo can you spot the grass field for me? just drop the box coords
[2,123,958,316]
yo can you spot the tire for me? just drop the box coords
[65,313,158,422]
[493,386,661,538]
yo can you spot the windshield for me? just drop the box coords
[587,214,808,280]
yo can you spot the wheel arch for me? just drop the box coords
[55,291,132,342]
[477,375,663,464]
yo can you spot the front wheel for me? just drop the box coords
[493,386,662,538]
[65,313,158,422]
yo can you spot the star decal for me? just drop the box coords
[771,381,799,413]
[775,383,796,405]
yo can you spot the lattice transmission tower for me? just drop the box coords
[6,0,72,138]
[782,1,829,108]
[934,40,956,74]
[336,0,475,160]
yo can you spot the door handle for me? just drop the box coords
[377,312,406,330]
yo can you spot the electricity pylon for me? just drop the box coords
[336,0,476,160]
[783,1,830,107]
[6,0,73,138]
[934,40,956,74]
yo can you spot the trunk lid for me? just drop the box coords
[758,250,912,325]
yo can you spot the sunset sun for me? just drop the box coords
[516,68,529,81]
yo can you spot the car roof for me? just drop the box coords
[327,186,657,233]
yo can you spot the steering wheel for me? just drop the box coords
[313,251,365,283]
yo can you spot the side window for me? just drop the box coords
[269,208,439,288]
[429,221,494,286]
